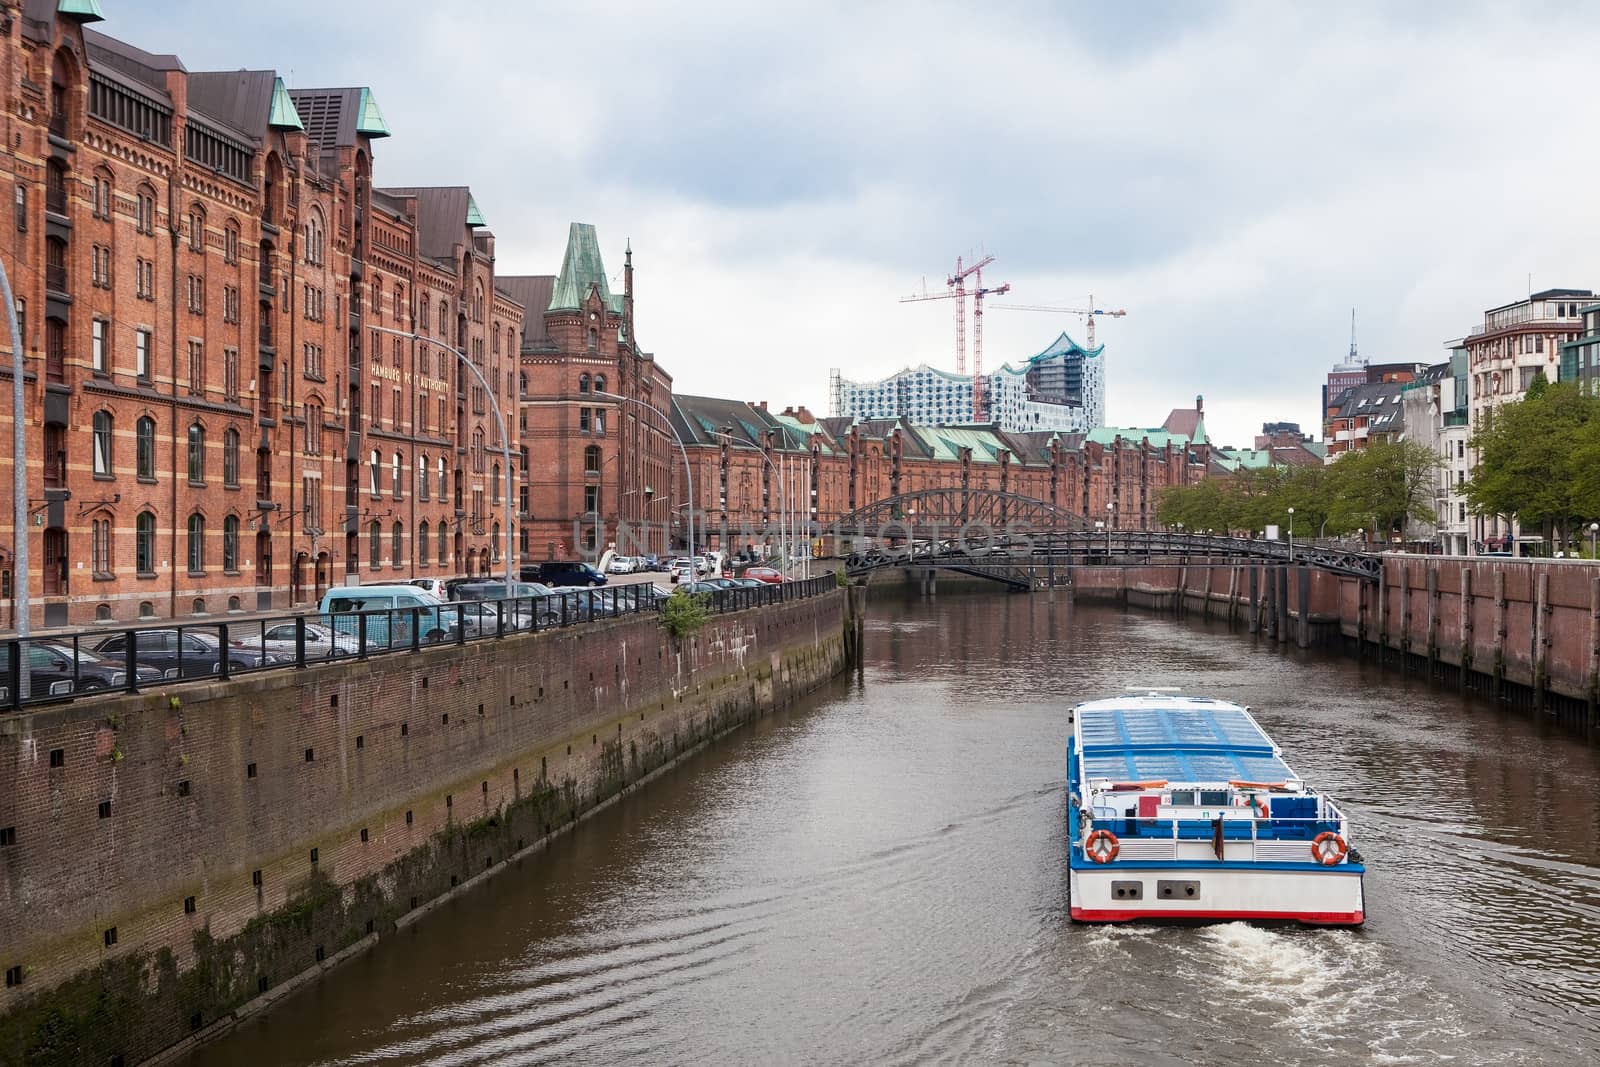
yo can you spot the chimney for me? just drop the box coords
[796,405,814,422]
[1195,394,1204,417]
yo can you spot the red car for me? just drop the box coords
[743,566,787,584]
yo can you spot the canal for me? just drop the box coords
[185,591,1600,1066]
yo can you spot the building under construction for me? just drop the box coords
[830,330,1106,433]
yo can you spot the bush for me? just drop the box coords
[660,591,711,638]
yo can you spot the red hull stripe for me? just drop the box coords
[1072,907,1364,925]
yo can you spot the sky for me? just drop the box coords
[102,0,1600,448]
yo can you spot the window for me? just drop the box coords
[579,407,591,433]
[92,172,112,219]
[187,423,205,483]
[391,521,403,565]
[136,258,154,300]
[419,454,430,500]
[392,452,403,499]
[188,341,204,396]
[472,428,486,473]
[91,319,108,374]
[304,211,323,266]
[584,444,601,475]
[371,383,381,427]
[393,337,401,369]
[222,427,240,487]
[369,449,380,496]
[438,301,447,334]
[579,373,590,394]
[187,274,204,315]
[187,514,205,573]
[189,208,205,252]
[594,374,606,395]
[593,409,606,435]
[137,188,155,235]
[368,521,381,566]
[223,285,239,324]
[135,329,151,381]
[13,185,25,231]
[136,417,156,480]
[393,387,401,429]
[438,397,446,435]
[418,520,429,562]
[305,402,323,455]
[91,518,111,576]
[492,463,501,504]
[92,411,112,476]
[224,223,239,264]
[438,457,447,502]
[223,516,239,572]
[91,244,111,288]
[584,485,600,513]
[438,523,448,565]
[136,512,155,574]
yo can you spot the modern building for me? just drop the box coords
[1400,356,1470,553]
[1457,287,1592,548]
[1558,301,1600,392]
[831,330,1105,434]
[1324,380,1407,460]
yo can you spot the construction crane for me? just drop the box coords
[899,252,1010,420]
[990,295,1127,348]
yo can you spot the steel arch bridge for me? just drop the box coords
[832,488,1092,539]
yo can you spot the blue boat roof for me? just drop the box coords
[1074,698,1298,784]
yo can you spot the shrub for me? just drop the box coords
[660,591,711,638]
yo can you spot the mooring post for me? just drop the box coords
[1398,562,1412,664]
[1297,565,1311,648]
[1588,577,1600,722]
[1492,569,1507,698]
[1534,570,1550,712]
[1377,561,1390,666]
[1460,567,1474,691]
[1425,565,1439,673]
[1247,566,1259,634]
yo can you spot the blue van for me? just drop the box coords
[318,585,458,649]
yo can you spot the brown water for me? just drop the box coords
[184,593,1600,1066]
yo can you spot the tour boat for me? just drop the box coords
[1066,691,1365,925]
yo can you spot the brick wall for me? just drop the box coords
[0,589,850,1066]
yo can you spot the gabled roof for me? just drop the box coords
[549,223,623,314]
[1161,406,1206,444]
[290,87,388,149]
[85,27,183,92]
[379,186,480,262]
[187,69,280,139]
[495,276,556,347]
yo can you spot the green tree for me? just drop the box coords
[1326,439,1439,539]
[1467,381,1599,545]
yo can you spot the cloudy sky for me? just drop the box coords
[106,0,1599,447]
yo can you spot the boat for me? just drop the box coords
[1066,690,1365,925]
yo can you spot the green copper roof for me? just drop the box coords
[1088,427,1194,449]
[355,87,390,139]
[465,193,486,227]
[549,223,623,314]
[268,77,303,131]
[58,0,105,22]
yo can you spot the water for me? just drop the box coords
[186,593,1600,1066]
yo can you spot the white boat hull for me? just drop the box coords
[1069,865,1365,925]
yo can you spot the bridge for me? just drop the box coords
[831,490,1381,589]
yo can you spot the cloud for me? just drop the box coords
[99,0,1600,447]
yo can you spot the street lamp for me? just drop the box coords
[1105,501,1114,554]
[1590,522,1597,560]
[1357,528,1364,549]
[1287,506,1295,563]
[594,391,695,565]
[370,325,513,590]
[2,252,30,694]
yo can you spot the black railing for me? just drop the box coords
[0,575,839,711]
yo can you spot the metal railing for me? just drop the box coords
[1,575,839,712]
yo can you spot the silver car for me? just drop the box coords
[230,620,360,660]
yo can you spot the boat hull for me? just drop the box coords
[1069,865,1365,926]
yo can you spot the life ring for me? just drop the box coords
[1084,829,1120,863]
[1252,796,1270,819]
[1311,831,1348,865]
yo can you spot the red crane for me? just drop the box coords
[899,252,1010,420]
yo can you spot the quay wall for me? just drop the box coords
[1067,557,1599,723]
[0,589,855,1067]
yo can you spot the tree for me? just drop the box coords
[1467,381,1599,545]
[1326,439,1439,539]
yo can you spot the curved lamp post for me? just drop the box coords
[1287,506,1295,563]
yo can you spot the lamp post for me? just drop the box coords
[1105,501,1114,555]
[1590,522,1597,561]
[370,325,512,590]
[1357,528,1364,549]
[594,390,694,565]
[1287,506,1295,563]
[3,253,29,695]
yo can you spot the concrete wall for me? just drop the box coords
[0,589,852,1066]
[1069,557,1599,722]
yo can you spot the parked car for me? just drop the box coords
[318,586,459,648]
[454,600,536,637]
[91,629,285,679]
[0,641,163,701]
[229,620,360,660]
[444,576,492,601]
[639,554,664,572]
[605,555,638,574]
[668,557,696,584]
[726,577,767,589]
[742,566,787,584]
[409,578,450,599]
[527,560,608,587]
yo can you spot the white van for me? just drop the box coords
[318,585,457,648]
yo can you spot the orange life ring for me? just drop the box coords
[1312,831,1348,865]
[1252,796,1270,818]
[1085,829,1120,863]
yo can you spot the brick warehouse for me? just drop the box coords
[0,3,522,628]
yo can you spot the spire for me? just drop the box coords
[1349,307,1361,365]
[548,223,619,313]
[267,77,304,131]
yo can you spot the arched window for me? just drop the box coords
[223,515,239,572]
[90,518,111,575]
[473,282,484,323]
[584,445,600,474]
[92,411,113,476]
[224,220,239,264]
[395,283,404,324]
[519,371,528,396]
[95,603,112,622]
[188,204,205,253]
[472,428,485,472]
[492,324,500,356]
[438,522,448,565]
[437,456,447,498]
[369,449,380,495]
[391,521,403,565]
[136,415,156,479]
[438,300,448,334]
[593,374,606,395]
[392,451,403,499]
[492,462,501,503]
[135,512,155,574]
[92,168,113,220]
[491,523,500,562]
[578,373,590,394]
[304,208,324,266]
[419,453,430,500]
[187,423,206,483]
[418,520,430,563]
[186,513,206,573]
[368,520,381,565]
[222,427,240,487]
[587,327,598,351]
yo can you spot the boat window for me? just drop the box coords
[1199,790,1229,806]
[1169,790,1196,806]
